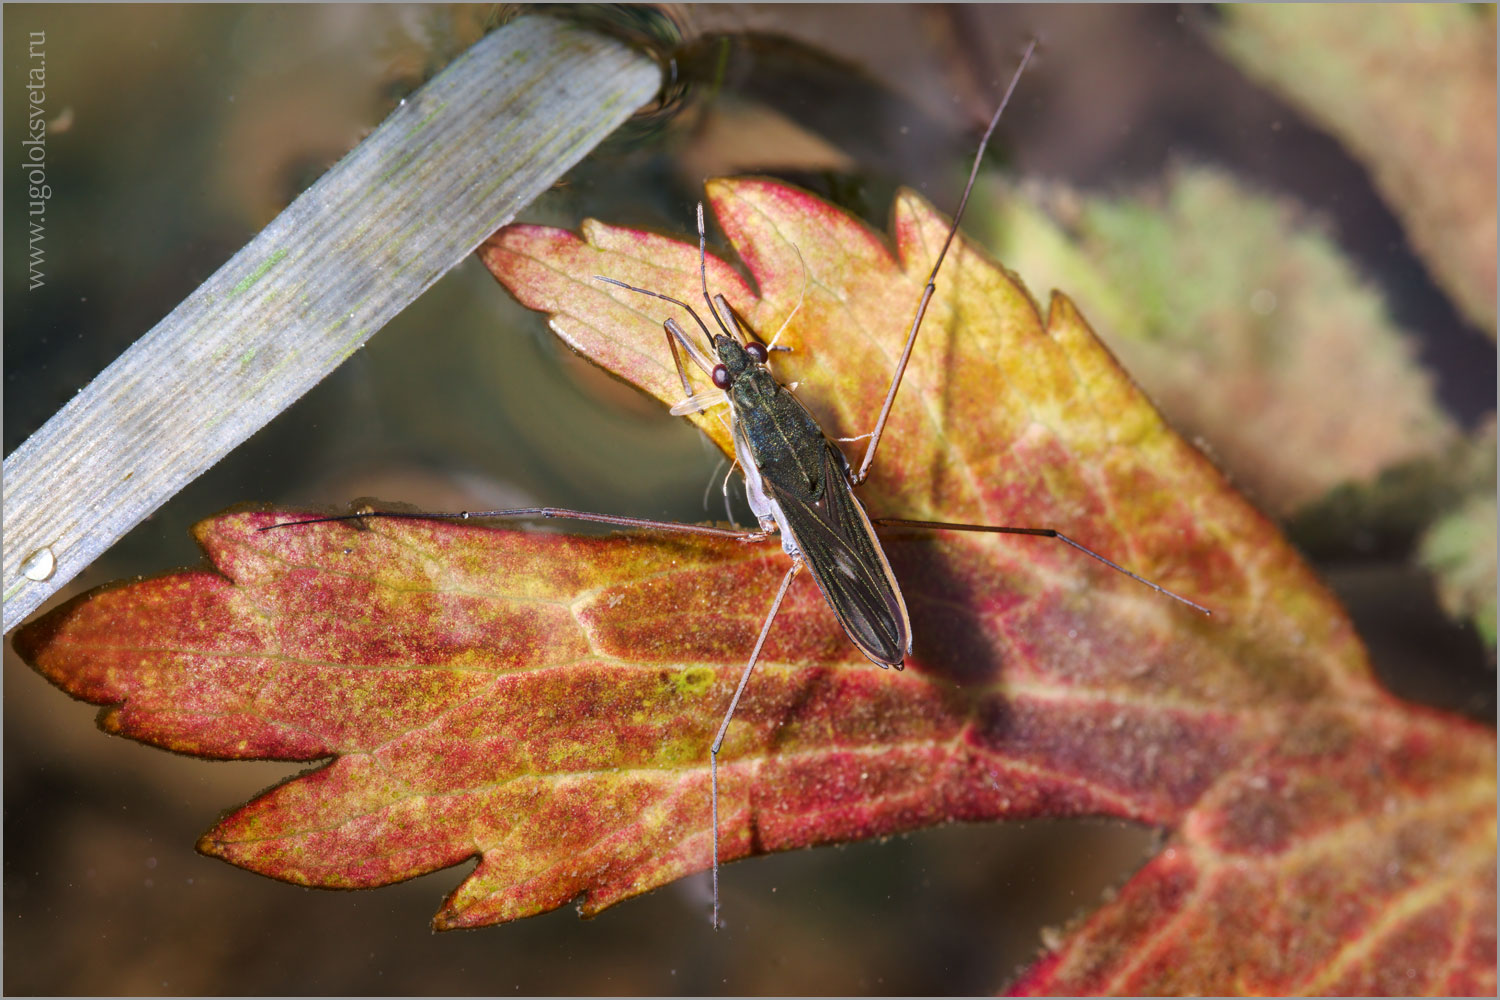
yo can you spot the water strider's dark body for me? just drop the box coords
[712,333,912,669]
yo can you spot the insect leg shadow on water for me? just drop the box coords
[262,39,1209,928]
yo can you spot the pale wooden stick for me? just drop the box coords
[2,16,660,631]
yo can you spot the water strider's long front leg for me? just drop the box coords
[709,557,803,930]
[260,507,765,541]
[873,517,1211,615]
[854,39,1038,487]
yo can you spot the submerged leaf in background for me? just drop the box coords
[1289,424,1497,557]
[980,151,1495,652]
[1420,493,1498,648]
[16,180,1495,991]
[981,166,1458,516]
[1418,422,1499,648]
[1214,4,1498,334]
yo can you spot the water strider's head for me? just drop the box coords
[710,334,768,387]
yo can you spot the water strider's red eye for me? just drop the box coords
[745,342,768,364]
[712,364,731,389]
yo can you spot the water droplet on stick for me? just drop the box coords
[20,546,55,582]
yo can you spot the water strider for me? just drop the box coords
[265,38,1209,928]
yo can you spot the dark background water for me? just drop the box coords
[4,5,1493,994]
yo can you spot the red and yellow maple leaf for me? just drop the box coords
[15,179,1494,993]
